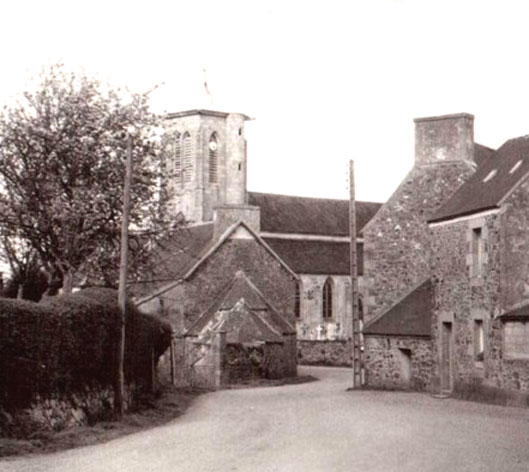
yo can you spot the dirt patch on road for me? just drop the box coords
[0,386,203,458]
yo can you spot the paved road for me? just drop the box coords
[3,366,529,472]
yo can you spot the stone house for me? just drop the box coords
[362,113,480,390]
[363,112,529,401]
[428,132,529,399]
[138,108,381,371]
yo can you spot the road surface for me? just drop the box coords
[3,366,529,472]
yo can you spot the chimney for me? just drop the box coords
[414,113,474,166]
[213,204,261,240]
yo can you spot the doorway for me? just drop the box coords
[441,322,453,393]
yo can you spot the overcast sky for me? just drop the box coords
[1,0,529,203]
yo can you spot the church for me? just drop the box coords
[135,107,381,383]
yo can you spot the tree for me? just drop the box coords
[0,64,171,293]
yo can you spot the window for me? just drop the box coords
[322,278,333,320]
[208,132,218,183]
[504,321,529,359]
[182,132,192,183]
[173,131,181,183]
[471,227,483,277]
[474,320,484,362]
[294,282,301,319]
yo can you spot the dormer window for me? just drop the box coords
[509,160,522,174]
[483,169,497,183]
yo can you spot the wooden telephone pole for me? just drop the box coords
[349,160,362,388]
[115,131,133,418]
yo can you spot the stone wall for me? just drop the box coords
[154,237,297,332]
[364,335,433,391]
[430,213,500,392]
[224,340,296,383]
[296,274,353,341]
[362,161,474,325]
[297,339,352,366]
[0,386,133,437]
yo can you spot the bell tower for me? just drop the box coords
[162,109,251,223]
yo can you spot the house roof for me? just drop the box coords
[498,300,529,321]
[263,238,353,275]
[430,137,529,223]
[185,271,295,342]
[248,192,381,237]
[363,280,433,337]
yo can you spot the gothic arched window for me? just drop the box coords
[322,277,333,320]
[294,281,302,319]
[208,132,218,184]
[182,132,192,183]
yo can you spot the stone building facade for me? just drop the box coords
[144,107,381,369]
[363,112,529,401]
[428,134,529,401]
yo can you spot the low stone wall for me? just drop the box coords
[364,335,433,391]
[224,342,295,383]
[297,339,352,367]
[0,385,133,437]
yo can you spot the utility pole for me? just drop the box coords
[115,130,133,418]
[349,160,362,388]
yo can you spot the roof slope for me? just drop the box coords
[263,238,357,275]
[131,223,215,298]
[431,137,529,222]
[498,300,529,321]
[186,271,295,343]
[363,280,433,337]
[248,192,381,236]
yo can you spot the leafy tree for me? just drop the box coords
[0,64,172,293]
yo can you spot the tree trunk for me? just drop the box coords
[17,283,24,300]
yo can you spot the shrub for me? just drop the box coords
[0,288,172,410]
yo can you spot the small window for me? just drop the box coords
[294,282,301,319]
[471,227,483,277]
[322,278,333,320]
[474,320,484,361]
[504,321,529,359]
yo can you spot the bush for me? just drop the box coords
[0,288,172,410]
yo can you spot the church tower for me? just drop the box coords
[162,109,250,223]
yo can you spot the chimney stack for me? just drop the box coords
[414,113,474,166]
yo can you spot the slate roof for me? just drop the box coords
[185,271,295,343]
[430,137,529,223]
[248,192,381,237]
[263,238,362,275]
[498,300,529,321]
[363,280,433,337]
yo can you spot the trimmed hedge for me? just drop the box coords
[0,288,172,409]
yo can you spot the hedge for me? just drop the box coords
[0,288,172,409]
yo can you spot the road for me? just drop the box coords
[3,366,529,472]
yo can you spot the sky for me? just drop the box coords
[1,0,529,203]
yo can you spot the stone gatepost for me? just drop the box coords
[213,330,227,388]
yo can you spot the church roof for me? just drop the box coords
[363,280,433,337]
[498,300,529,321]
[185,271,295,342]
[263,238,358,275]
[430,138,529,223]
[248,192,381,237]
